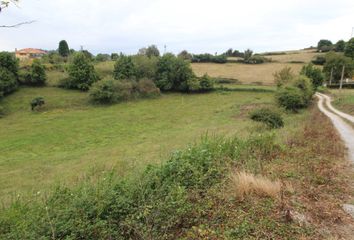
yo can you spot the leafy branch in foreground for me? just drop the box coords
[0,0,36,28]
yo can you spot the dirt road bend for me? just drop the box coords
[316,93,354,162]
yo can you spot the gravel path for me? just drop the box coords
[316,93,354,162]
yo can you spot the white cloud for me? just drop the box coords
[0,0,353,54]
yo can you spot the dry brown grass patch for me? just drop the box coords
[229,171,281,200]
[191,62,304,85]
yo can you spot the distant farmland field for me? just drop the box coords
[192,50,324,85]
[192,62,304,85]
[263,49,324,63]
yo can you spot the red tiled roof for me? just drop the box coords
[16,48,47,54]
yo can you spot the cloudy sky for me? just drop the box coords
[1,0,354,55]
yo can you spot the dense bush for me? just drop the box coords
[113,55,137,80]
[344,37,354,59]
[89,77,134,103]
[155,53,194,91]
[243,49,253,62]
[223,48,245,58]
[249,108,284,129]
[145,45,160,57]
[41,52,65,64]
[273,67,294,87]
[178,50,193,61]
[0,52,19,97]
[0,134,279,239]
[275,75,314,111]
[291,75,314,105]
[300,63,324,89]
[311,55,326,65]
[95,53,111,62]
[335,40,346,52]
[275,86,306,111]
[244,55,271,64]
[317,39,333,52]
[111,53,119,61]
[62,53,99,91]
[30,97,45,111]
[191,53,227,63]
[137,78,160,97]
[0,68,18,97]
[89,77,159,104]
[0,52,18,98]
[23,60,47,86]
[132,55,158,79]
[0,52,19,77]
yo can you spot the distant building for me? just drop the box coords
[15,48,47,60]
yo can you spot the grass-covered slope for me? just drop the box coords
[0,87,275,197]
[1,107,352,239]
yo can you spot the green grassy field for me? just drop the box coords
[0,86,288,198]
[332,89,354,115]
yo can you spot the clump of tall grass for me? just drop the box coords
[229,171,281,200]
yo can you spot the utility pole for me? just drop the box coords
[340,65,345,91]
[329,67,333,85]
[164,45,167,55]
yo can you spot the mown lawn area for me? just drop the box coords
[0,87,282,198]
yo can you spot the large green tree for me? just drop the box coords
[300,63,324,89]
[155,53,194,91]
[335,40,346,52]
[344,38,354,59]
[113,55,137,80]
[317,39,333,52]
[146,45,160,58]
[323,52,354,82]
[58,40,70,57]
[65,52,99,90]
[0,52,18,97]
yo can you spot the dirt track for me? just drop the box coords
[316,93,354,162]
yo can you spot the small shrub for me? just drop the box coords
[137,78,160,98]
[30,97,45,111]
[186,77,200,91]
[275,86,306,111]
[229,171,281,200]
[273,67,294,87]
[199,74,215,91]
[65,53,99,91]
[249,108,284,129]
